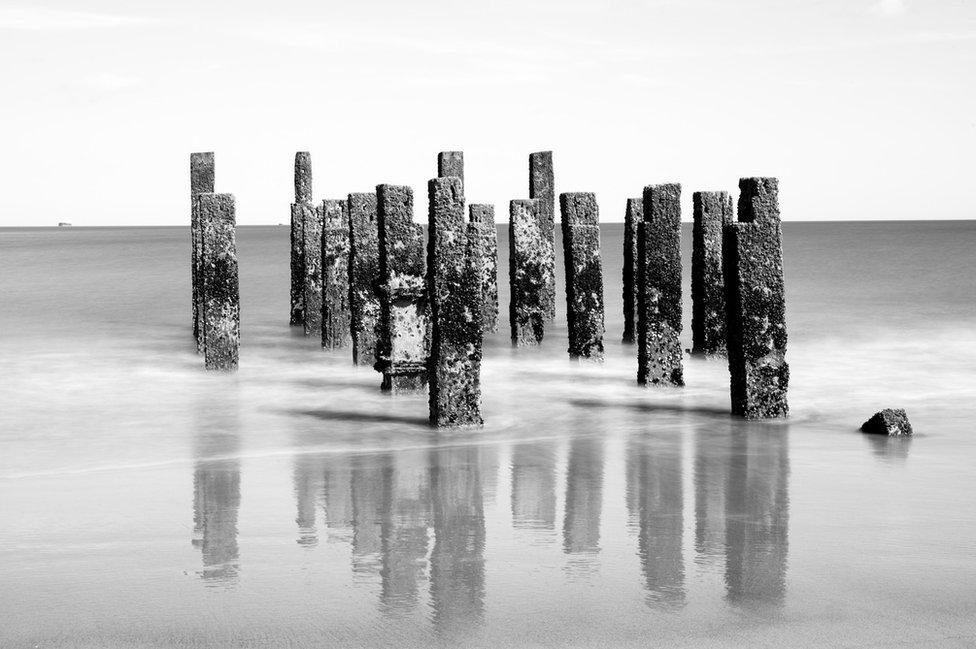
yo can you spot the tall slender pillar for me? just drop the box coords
[197,193,240,371]
[559,192,605,360]
[302,203,324,337]
[508,198,553,345]
[724,178,789,418]
[348,192,381,365]
[622,198,642,344]
[375,184,430,393]
[637,183,683,386]
[467,205,498,334]
[322,199,351,350]
[428,177,483,427]
[692,191,734,356]
[190,152,215,352]
[528,151,556,320]
[290,152,312,326]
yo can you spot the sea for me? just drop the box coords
[1,222,975,648]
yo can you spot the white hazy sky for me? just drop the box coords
[0,0,974,225]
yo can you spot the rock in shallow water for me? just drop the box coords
[861,409,913,436]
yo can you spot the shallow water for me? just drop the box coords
[1,222,975,647]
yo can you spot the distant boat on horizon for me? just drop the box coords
[58,222,72,227]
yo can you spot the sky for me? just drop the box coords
[0,0,974,225]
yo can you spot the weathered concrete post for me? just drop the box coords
[321,199,351,350]
[509,199,553,345]
[428,177,483,427]
[724,178,789,418]
[348,192,380,365]
[529,151,556,320]
[290,152,312,326]
[191,152,215,351]
[197,193,240,371]
[437,151,464,186]
[692,191,734,357]
[375,184,430,393]
[559,193,605,360]
[468,204,498,334]
[637,184,684,386]
[302,203,324,337]
[622,198,642,344]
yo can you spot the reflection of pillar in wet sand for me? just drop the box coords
[291,152,312,326]
[628,438,685,608]
[429,445,485,633]
[198,193,240,371]
[621,197,642,344]
[292,453,324,547]
[563,436,604,555]
[511,440,557,529]
[190,152,214,349]
[379,450,431,613]
[348,192,381,365]
[637,183,683,386]
[322,456,354,543]
[694,428,732,563]
[375,184,430,393]
[724,178,789,418]
[321,198,352,350]
[351,454,385,575]
[192,433,241,585]
[725,429,790,607]
[528,151,556,321]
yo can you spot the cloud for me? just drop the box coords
[75,72,141,92]
[0,7,143,31]
[870,0,908,16]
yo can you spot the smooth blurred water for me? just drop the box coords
[1,222,975,648]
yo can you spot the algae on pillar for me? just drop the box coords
[509,198,553,345]
[692,191,734,357]
[197,193,240,371]
[468,204,498,334]
[290,152,312,326]
[622,198,642,344]
[302,203,325,337]
[637,183,683,386]
[559,192,605,360]
[428,177,483,427]
[321,199,351,350]
[375,184,430,393]
[529,151,556,320]
[724,178,789,419]
[348,192,380,365]
[190,152,215,351]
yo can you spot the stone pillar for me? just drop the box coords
[348,192,380,365]
[692,191,734,357]
[437,151,464,186]
[468,204,498,334]
[290,152,312,326]
[191,152,215,351]
[508,198,554,346]
[428,177,483,427]
[559,193,605,360]
[528,151,556,320]
[375,184,430,393]
[724,178,789,418]
[302,203,324,337]
[197,193,240,371]
[622,198,642,344]
[637,183,683,386]
[322,199,351,350]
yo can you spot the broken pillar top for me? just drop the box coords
[322,198,348,227]
[559,192,599,227]
[190,153,215,196]
[437,151,464,184]
[693,191,734,226]
[294,151,312,203]
[644,184,682,224]
[625,197,644,222]
[529,152,554,200]
[376,183,424,279]
[469,204,494,225]
[737,177,780,224]
[348,191,377,214]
